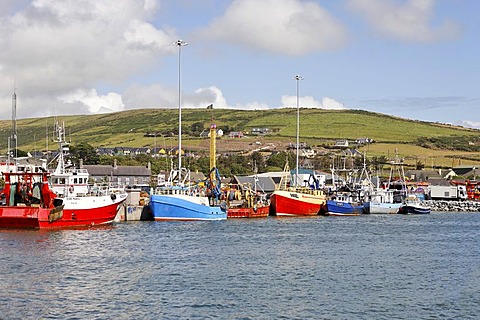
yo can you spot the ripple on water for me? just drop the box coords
[1,214,480,319]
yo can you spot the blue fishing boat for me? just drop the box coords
[149,159,227,221]
[149,118,227,221]
[322,193,364,216]
[149,192,227,221]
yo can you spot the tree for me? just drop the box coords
[249,151,266,173]
[415,160,425,170]
[189,122,205,137]
[70,143,99,165]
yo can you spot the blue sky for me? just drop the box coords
[0,0,479,128]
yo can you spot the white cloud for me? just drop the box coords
[281,95,346,110]
[59,89,124,114]
[347,0,461,42]
[196,0,349,55]
[0,0,178,119]
[455,120,480,130]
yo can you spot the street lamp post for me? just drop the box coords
[293,75,303,186]
[175,39,188,182]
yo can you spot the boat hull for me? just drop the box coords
[227,205,269,218]
[270,190,325,216]
[398,204,431,214]
[363,202,402,214]
[323,200,363,216]
[0,194,126,229]
[149,194,227,221]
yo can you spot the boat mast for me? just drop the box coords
[175,39,188,182]
[209,120,217,172]
[54,121,69,175]
[11,84,17,160]
[293,75,303,186]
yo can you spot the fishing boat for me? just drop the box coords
[363,189,402,214]
[149,122,227,221]
[270,187,326,216]
[226,178,270,218]
[149,193,227,221]
[321,155,365,216]
[0,169,126,229]
[269,158,326,216]
[322,192,364,216]
[361,153,405,214]
[269,75,326,216]
[0,122,127,229]
[398,195,431,214]
[50,121,127,219]
[0,171,63,229]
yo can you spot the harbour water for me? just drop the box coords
[1,212,480,319]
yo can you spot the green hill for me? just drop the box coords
[0,108,479,168]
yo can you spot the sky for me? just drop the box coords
[0,0,479,128]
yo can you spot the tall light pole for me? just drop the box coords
[175,39,188,182]
[293,75,303,186]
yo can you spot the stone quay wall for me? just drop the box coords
[423,200,480,212]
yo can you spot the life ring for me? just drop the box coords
[68,185,74,193]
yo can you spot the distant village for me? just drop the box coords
[3,125,479,202]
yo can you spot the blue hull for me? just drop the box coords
[325,200,364,216]
[149,195,227,221]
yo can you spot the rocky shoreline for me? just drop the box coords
[423,200,480,212]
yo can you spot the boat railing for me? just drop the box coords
[285,186,325,197]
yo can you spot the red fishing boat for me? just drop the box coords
[0,170,125,229]
[225,173,270,218]
[269,162,326,216]
[269,76,326,216]
[226,187,270,218]
[227,204,270,218]
[270,189,326,216]
[0,122,127,230]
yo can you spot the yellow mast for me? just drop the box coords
[209,122,217,181]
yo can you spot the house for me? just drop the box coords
[404,169,444,182]
[96,147,115,156]
[334,140,349,148]
[251,128,270,135]
[229,175,276,194]
[449,166,480,179]
[229,131,244,138]
[81,159,152,187]
[199,129,223,138]
[112,147,151,157]
[355,137,373,144]
[257,171,289,186]
[288,142,308,150]
[300,149,315,158]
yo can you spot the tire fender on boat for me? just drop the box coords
[111,193,117,201]
[69,185,74,193]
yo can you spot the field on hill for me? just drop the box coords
[0,108,479,168]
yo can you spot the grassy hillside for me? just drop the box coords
[0,108,479,167]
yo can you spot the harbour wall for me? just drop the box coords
[423,200,480,212]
